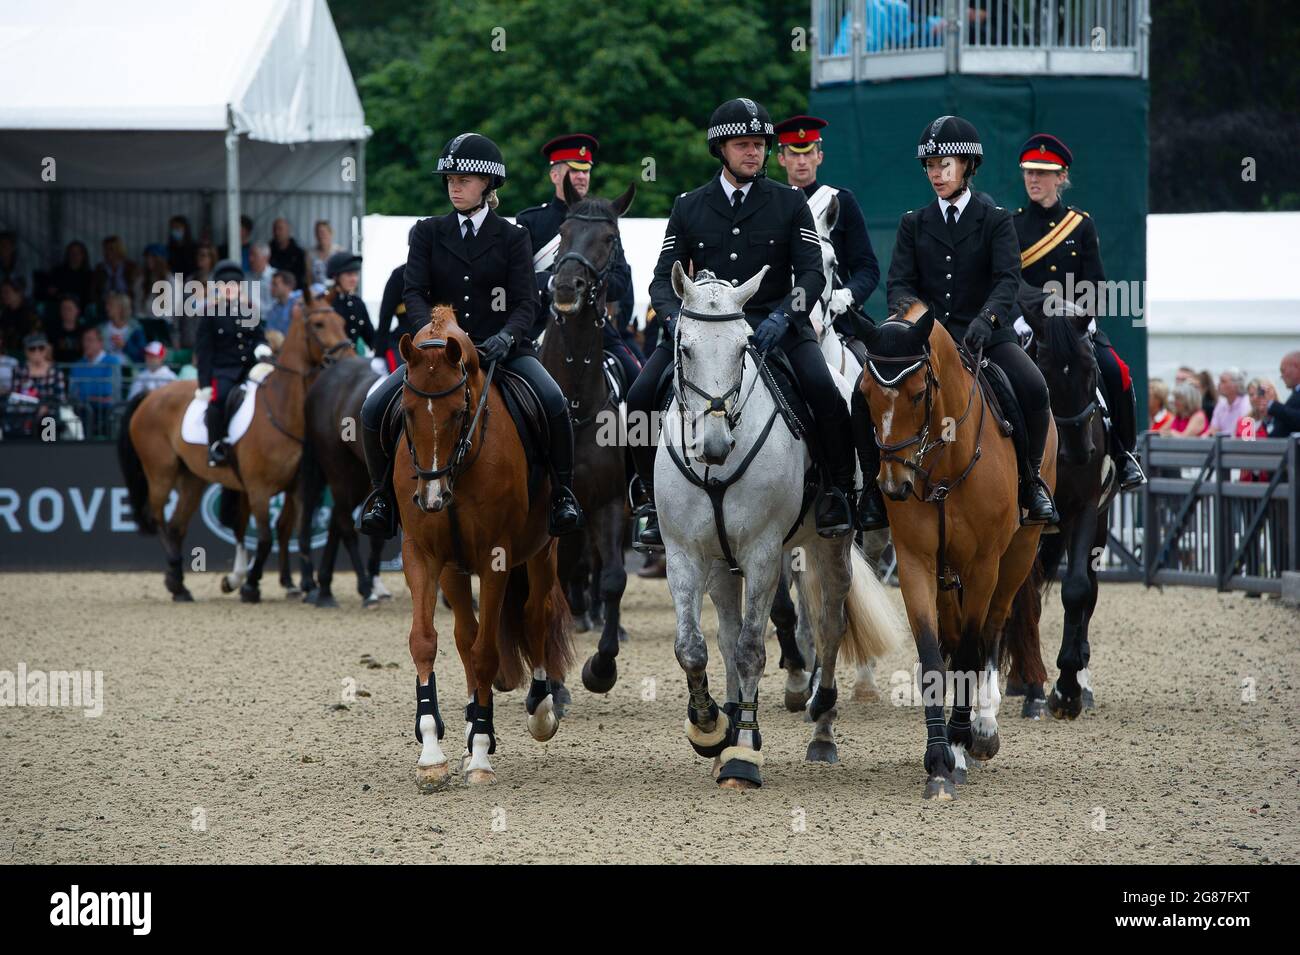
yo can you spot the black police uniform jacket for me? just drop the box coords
[887,191,1020,345]
[515,197,633,340]
[196,309,267,386]
[403,209,538,352]
[374,264,416,357]
[650,174,825,342]
[1014,198,1109,344]
[328,288,375,349]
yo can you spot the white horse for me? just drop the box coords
[655,261,903,790]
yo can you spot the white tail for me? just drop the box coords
[840,545,905,666]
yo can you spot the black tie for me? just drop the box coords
[463,219,475,241]
[732,189,744,213]
[946,204,958,231]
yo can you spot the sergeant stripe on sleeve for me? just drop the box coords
[799,229,821,243]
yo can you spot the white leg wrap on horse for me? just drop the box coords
[417,716,447,768]
[684,710,730,748]
[718,745,764,767]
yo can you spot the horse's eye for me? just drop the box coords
[911,391,925,405]
[680,345,691,358]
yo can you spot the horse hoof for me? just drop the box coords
[1048,688,1083,721]
[717,758,762,790]
[302,590,318,605]
[805,739,839,764]
[953,766,968,785]
[710,757,722,780]
[1005,677,1027,697]
[363,595,380,610]
[527,696,559,742]
[239,584,261,604]
[1082,688,1096,711]
[924,776,956,801]
[314,594,338,610]
[283,586,302,599]
[549,682,572,719]
[581,654,617,694]
[784,687,811,713]
[1022,697,1047,720]
[415,762,451,792]
[172,589,194,603]
[574,613,591,634]
[969,732,1000,761]
[465,769,497,786]
[852,682,880,703]
[220,576,234,594]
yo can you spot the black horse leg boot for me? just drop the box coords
[1021,402,1059,525]
[547,410,584,536]
[358,421,395,537]
[850,387,887,531]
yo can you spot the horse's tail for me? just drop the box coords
[1003,557,1048,683]
[830,543,906,667]
[495,566,574,692]
[116,391,157,536]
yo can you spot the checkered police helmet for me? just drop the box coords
[916,115,983,173]
[435,133,507,190]
[707,98,775,158]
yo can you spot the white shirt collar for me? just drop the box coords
[718,173,753,203]
[937,187,973,222]
[457,205,490,235]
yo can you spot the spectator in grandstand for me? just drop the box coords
[269,217,308,289]
[0,231,25,295]
[1148,377,1171,431]
[101,292,147,363]
[1159,380,1207,436]
[239,214,254,272]
[309,219,342,288]
[45,294,87,363]
[127,341,178,398]
[264,270,298,338]
[10,332,67,432]
[247,241,276,318]
[69,326,124,436]
[1205,366,1250,436]
[140,243,175,324]
[45,241,95,308]
[167,214,199,277]
[93,235,138,314]
[1195,369,1217,418]
[0,280,40,352]
[1261,350,1300,435]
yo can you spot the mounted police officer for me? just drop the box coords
[1014,132,1145,491]
[774,114,880,345]
[198,259,268,468]
[324,250,375,351]
[514,133,641,388]
[357,132,584,538]
[628,97,856,551]
[856,115,1058,529]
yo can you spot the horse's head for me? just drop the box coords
[551,183,636,316]
[810,195,840,340]
[859,301,937,500]
[298,300,353,369]
[671,260,767,465]
[1030,298,1099,466]
[397,307,477,513]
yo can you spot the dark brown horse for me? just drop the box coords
[541,179,636,698]
[396,309,573,789]
[118,301,352,601]
[856,302,1053,800]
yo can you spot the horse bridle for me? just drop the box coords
[673,308,765,438]
[260,307,353,443]
[401,338,496,508]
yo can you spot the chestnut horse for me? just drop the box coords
[856,302,1053,800]
[396,309,573,790]
[118,301,352,602]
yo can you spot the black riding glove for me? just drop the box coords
[752,309,789,353]
[963,314,994,351]
[478,330,514,364]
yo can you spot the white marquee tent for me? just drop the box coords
[0,0,369,284]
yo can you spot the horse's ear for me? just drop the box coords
[562,170,582,208]
[734,265,770,310]
[671,259,689,301]
[612,183,636,217]
[446,335,463,367]
[398,333,414,365]
[823,194,839,233]
[860,318,880,347]
[912,305,934,342]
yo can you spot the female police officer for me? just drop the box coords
[855,115,1058,529]
[357,133,583,537]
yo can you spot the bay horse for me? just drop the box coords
[658,263,902,790]
[1016,296,1113,719]
[541,180,636,699]
[118,301,352,601]
[396,309,573,789]
[856,302,1053,800]
[298,355,394,609]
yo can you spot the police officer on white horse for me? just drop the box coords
[357,132,584,538]
[627,97,856,550]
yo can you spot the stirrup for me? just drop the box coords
[207,440,228,467]
[1118,451,1146,491]
[632,503,663,554]
[1020,474,1059,526]
[358,486,396,538]
[815,487,854,539]
[548,486,585,537]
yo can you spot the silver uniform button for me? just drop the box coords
[698,242,704,248]
[945,293,950,298]
[464,275,470,280]
[946,273,952,279]
[463,296,469,301]
[729,252,737,261]
[730,279,738,286]
[945,255,951,261]
[732,227,740,235]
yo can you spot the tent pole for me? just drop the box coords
[225,109,241,263]
[352,138,365,257]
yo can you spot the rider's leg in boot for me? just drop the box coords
[1095,340,1145,490]
[545,408,584,536]
[1021,399,1059,525]
[850,386,887,530]
[358,366,404,536]
[206,378,231,467]
[787,338,854,537]
[626,343,671,552]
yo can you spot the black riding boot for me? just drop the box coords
[206,406,229,468]
[1021,401,1059,526]
[815,415,856,538]
[1112,385,1146,491]
[358,421,395,537]
[850,387,888,531]
[547,410,584,537]
[629,436,662,552]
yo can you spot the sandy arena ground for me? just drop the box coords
[1,567,1296,864]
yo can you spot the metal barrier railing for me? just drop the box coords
[810,0,1150,85]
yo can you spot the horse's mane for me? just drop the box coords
[568,195,617,220]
